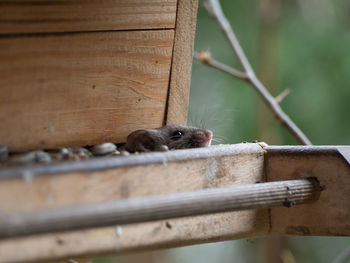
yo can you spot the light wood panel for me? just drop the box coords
[0,0,177,34]
[0,30,174,151]
[0,144,268,262]
[266,146,350,236]
[166,0,198,125]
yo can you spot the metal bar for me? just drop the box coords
[0,179,321,239]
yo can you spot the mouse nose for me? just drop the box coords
[205,130,213,141]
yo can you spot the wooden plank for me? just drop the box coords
[165,0,198,125]
[0,179,318,238]
[0,0,177,34]
[0,144,268,262]
[265,146,350,236]
[0,30,174,152]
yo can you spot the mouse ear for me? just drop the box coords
[125,129,156,153]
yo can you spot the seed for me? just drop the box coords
[69,146,90,155]
[9,152,37,165]
[120,150,130,156]
[35,151,51,163]
[48,148,70,161]
[68,147,92,160]
[91,143,117,156]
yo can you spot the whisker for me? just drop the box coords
[212,137,226,143]
[212,135,227,141]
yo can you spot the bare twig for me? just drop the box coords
[275,89,291,104]
[194,51,248,79]
[196,0,312,145]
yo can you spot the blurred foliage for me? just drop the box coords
[96,0,350,262]
[189,0,350,145]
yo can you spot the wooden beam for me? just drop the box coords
[0,30,174,152]
[3,144,350,262]
[0,0,177,34]
[0,143,268,262]
[165,0,199,125]
[265,146,350,236]
[0,179,320,238]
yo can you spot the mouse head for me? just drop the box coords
[125,125,213,153]
[159,125,212,150]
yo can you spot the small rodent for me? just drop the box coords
[125,125,213,153]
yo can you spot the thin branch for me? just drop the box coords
[194,51,248,79]
[194,53,291,104]
[209,0,255,77]
[198,0,312,145]
[275,89,291,104]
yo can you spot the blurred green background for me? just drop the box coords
[189,0,350,146]
[96,0,350,262]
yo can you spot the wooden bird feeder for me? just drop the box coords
[0,0,194,151]
[1,1,350,263]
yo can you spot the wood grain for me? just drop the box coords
[165,0,198,125]
[265,146,350,236]
[0,30,174,151]
[0,179,318,238]
[0,144,268,262]
[0,0,177,34]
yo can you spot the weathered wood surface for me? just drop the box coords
[265,146,350,236]
[165,0,198,125]
[0,30,174,152]
[0,144,268,262]
[0,0,177,34]
[0,179,319,238]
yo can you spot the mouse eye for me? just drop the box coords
[171,130,183,140]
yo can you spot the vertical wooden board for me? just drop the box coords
[165,0,199,125]
[0,30,174,151]
[0,144,269,262]
[266,146,350,236]
[0,0,177,34]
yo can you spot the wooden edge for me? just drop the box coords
[0,1,177,35]
[0,144,257,179]
[264,145,350,158]
[0,143,268,262]
[264,145,350,236]
[165,0,199,125]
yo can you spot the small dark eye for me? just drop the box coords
[171,130,183,140]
